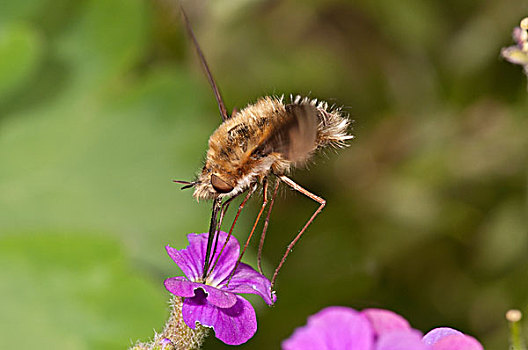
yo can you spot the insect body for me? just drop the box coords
[194,95,351,201]
[176,7,352,290]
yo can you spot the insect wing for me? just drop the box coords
[257,103,318,164]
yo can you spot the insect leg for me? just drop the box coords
[228,179,269,284]
[257,178,280,274]
[270,175,326,289]
[207,184,256,278]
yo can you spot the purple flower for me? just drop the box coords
[164,231,276,345]
[282,307,484,350]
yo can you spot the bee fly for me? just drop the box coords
[175,7,353,291]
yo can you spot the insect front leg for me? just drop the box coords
[207,184,257,278]
[270,175,326,290]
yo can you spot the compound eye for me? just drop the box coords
[211,174,234,193]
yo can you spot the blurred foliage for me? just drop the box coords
[0,0,527,349]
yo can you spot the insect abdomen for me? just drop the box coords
[290,95,353,150]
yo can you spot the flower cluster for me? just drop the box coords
[161,232,485,348]
[164,231,276,345]
[282,306,483,350]
[502,17,528,75]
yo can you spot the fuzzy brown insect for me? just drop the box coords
[175,7,353,290]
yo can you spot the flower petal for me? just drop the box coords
[182,289,257,346]
[164,277,237,308]
[200,284,237,308]
[502,46,528,66]
[423,327,463,345]
[362,308,411,337]
[431,334,483,350]
[222,262,276,305]
[376,329,428,350]
[203,231,240,285]
[165,232,240,284]
[166,242,203,282]
[164,276,197,298]
[282,306,373,350]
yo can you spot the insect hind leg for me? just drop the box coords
[228,179,269,284]
[270,175,326,290]
[257,178,280,274]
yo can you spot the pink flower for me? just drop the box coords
[282,307,483,350]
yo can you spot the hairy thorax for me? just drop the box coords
[192,96,351,201]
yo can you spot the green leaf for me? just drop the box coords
[58,0,148,86]
[0,65,216,270]
[0,233,167,350]
[0,0,43,23]
[0,23,42,102]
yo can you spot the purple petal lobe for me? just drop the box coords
[376,329,428,350]
[222,262,276,305]
[164,276,197,297]
[432,334,483,350]
[199,284,237,308]
[166,232,240,285]
[423,327,463,345]
[166,243,203,282]
[363,308,411,337]
[203,231,240,285]
[282,306,373,350]
[182,289,257,346]
[164,277,237,308]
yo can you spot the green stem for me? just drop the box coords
[507,310,526,350]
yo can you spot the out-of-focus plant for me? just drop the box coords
[502,17,528,81]
[282,307,483,350]
[506,310,526,350]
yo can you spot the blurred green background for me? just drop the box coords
[0,0,527,348]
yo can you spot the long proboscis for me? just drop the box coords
[179,5,229,122]
[202,197,221,280]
